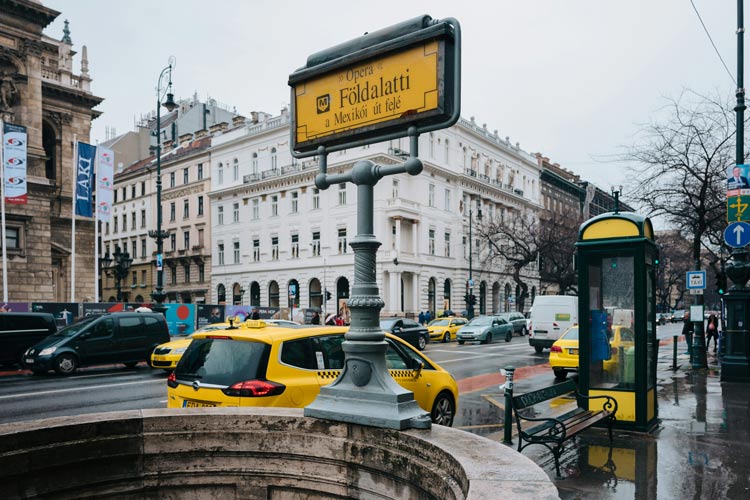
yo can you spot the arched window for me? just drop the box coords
[250,281,261,306]
[233,283,243,305]
[428,278,436,317]
[268,281,279,307]
[42,121,57,181]
[309,278,322,310]
[443,279,451,312]
[217,284,226,304]
[233,158,239,181]
[270,147,277,170]
[252,152,258,174]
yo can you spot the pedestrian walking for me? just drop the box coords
[682,311,694,360]
[706,313,719,352]
[311,311,320,325]
[418,311,425,325]
[425,310,432,324]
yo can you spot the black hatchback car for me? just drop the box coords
[379,317,429,350]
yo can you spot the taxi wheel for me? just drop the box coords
[53,354,78,375]
[124,361,138,368]
[442,332,449,343]
[431,391,455,426]
[418,335,427,351]
[553,368,567,380]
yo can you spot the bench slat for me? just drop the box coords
[564,412,613,438]
[523,408,586,437]
[512,379,577,410]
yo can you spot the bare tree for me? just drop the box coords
[655,231,692,311]
[538,210,581,295]
[475,210,539,312]
[625,90,734,269]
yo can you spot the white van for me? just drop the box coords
[528,296,578,353]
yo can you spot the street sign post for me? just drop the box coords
[724,222,750,248]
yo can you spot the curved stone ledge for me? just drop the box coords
[0,407,559,499]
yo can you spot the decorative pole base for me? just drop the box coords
[304,341,431,429]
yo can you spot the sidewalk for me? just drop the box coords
[477,339,750,499]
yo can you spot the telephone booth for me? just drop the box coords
[576,211,659,432]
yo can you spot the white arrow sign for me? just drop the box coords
[734,224,746,245]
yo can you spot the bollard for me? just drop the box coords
[672,335,678,370]
[502,366,515,445]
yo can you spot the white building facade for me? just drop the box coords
[209,111,542,319]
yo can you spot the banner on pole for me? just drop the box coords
[75,142,96,217]
[3,122,27,204]
[95,146,114,222]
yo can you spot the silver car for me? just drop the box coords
[456,316,514,345]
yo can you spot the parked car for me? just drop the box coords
[656,313,670,326]
[549,324,634,380]
[151,322,234,371]
[671,310,686,323]
[427,317,468,342]
[456,315,513,344]
[23,312,170,375]
[380,317,429,350]
[167,325,458,426]
[497,312,528,336]
[0,312,57,367]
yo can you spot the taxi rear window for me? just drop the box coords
[175,338,270,386]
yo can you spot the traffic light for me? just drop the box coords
[325,290,332,301]
[465,294,476,306]
[717,273,727,296]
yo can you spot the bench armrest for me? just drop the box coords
[513,412,567,442]
[575,392,618,415]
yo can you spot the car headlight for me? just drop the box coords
[39,347,57,356]
[174,347,187,354]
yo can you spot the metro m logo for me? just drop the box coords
[316,94,330,114]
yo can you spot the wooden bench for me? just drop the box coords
[511,379,618,477]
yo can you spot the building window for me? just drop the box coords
[197,163,203,180]
[114,190,118,203]
[183,262,191,283]
[122,187,126,201]
[428,184,436,207]
[312,231,320,256]
[291,191,298,213]
[170,233,176,251]
[271,236,279,260]
[198,228,204,247]
[122,241,128,255]
[233,241,240,264]
[338,228,347,254]
[170,172,175,188]
[140,210,146,228]
[252,153,258,174]
[312,188,320,210]
[392,179,399,198]
[183,167,189,184]
[198,263,205,282]
[270,148,277,170]
[198,196,204,216]
[391,223,396,249]
[171,265,177,285]
[4,226,19,249]
[233,158,239,181]
[122,214,126,232]
[291,233,299,258]
[253,239,260,262]
[183,199,189,219]
[170,202,176,221]
[444,189,451,211]
[252,198,259,219]
[131,185,136,199]
[218,164,224,185]
[105,222,110,235]
[444,232,451,257]
[429,229,435,255]
[183,231,190,250]
[218,206,224,225]
[271,195,278,217]
[463,236,467,258]
[131,211,136,230]
[233,202,240,223]
[445,139,450,162]
[338,183,346,205]
[132,271,137,287]
[218,243,225,265]
[113,217,118,233]
[141,238,146,258]
[141,270,147,286]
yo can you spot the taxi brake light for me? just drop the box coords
[223,380,286,397]
[207,335,233,340]
[167,371,177,388]
[550,345,562,353]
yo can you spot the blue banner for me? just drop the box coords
[75,142,96,217]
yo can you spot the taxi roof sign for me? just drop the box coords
[288,15,460,156]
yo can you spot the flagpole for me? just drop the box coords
[94,149,99,303]
[71,134,77,302]
[0,119,7,303]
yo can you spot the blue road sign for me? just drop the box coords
[686,271,707,290]
[725,222,750,248]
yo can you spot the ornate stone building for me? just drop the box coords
[0,1,102,301]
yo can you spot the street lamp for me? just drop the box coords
[466,207,481,319]
[148,57,178,312]
[102,246,132,302]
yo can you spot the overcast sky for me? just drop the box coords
[43,0,738,191]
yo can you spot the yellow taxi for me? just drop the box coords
[427,317,468,342]
[167,322,459,426]
[549,325,634,380]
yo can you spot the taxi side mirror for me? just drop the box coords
[411,359,424,374]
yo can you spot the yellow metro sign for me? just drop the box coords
[288,16,459,155]
[294,41,440,147]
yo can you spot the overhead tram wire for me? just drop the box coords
[689,0,737,85]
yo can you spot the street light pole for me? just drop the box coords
[148,57,178,313]
[104,246,132,302]
[468,208,474,319]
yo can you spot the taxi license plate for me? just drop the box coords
[153,355,166,361]
[569,348,578,355]
[24,358,34,364]
[183,400,216,408]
